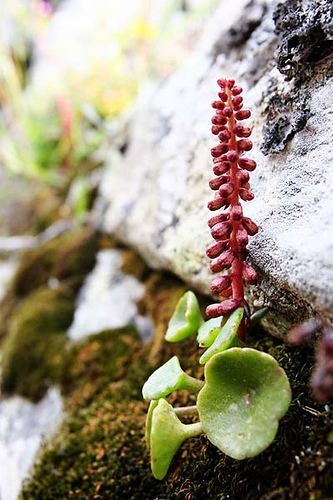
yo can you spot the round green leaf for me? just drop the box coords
[165,291,203,342]
[199,308,244,364]
[197,348,291,459]
[142,356,203,400]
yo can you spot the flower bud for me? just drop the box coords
[208,212,229,228]
[242,217,258,235]
[237,170,250,185]
[211,100,225,110]
[213,162,231,175]
[233,125,251,138]
[210,250,235,272]
[229,204,243,221]
[237,139,253,152]
[206,240,230,258]
[232,96,243,107]
[243,264,257,284]
[210,275,232,295]
[218,91,228,101]
[225,151,238,163]
[227,79,235,89]
[238,157,256,171]
[235,109,251,120]
[218,129,231,142]
[211,222,231,240]
[219,182,234,198]
[207,194,226,211]
[239,188,255,201]
[231,86,242,96]
[220,286,232,298]
[236,225,248,247]
[211,144,229,157]
[223,107,233,117]
[211,125,223,135]
[205,298,240,318]
[209,175,229,190]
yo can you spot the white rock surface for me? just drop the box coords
[69,249,153,342]
[98,0,333,331]
[0,388,63,500]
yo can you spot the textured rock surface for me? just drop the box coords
[0,388,63,500]
[69,249,152,342]
[98,0,333,335]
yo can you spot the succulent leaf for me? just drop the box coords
[197,348,291,459]
[165,291,203,342]
[142,356,203,400]
[145,400,158,448]
[197,317,223,347]
[199,307,244,364]
[150,399,202,480]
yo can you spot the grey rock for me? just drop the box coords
[0,388,63,500]
[97,0,333,336]
[68,249,153,342]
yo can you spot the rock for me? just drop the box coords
[97,0,333,335]
[0,388,63,500]
[68,249,153,342]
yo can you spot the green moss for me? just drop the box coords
[61,327,149,409]
[0,286,75,401]
[0,227,98,342]
[10,227,98,297]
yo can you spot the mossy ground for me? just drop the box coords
[0,227,98,400]
[20,270,333,499]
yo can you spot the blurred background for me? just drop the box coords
[0,0,219,236]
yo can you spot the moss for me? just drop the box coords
[0,227,98,341]
[10,227,98,298]
[61,327,149,410]
[0,286,75,401]
[21,272,333,499]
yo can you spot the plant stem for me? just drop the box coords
[174,405,198,417]
[182,374,204,392]
[184,421,203,439]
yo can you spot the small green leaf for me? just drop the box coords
[165,291,203,342]
[197,348,292,460]
[150,399,202,480]
[145,400,158,448]
[199,308,244,364]
[142,356,203,400]
[197,317,223,347]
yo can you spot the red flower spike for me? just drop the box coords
[206,78,259,339]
